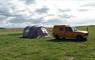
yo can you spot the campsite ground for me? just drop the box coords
[0,26,95,60]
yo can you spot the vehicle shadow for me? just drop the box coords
[47,38,86,42]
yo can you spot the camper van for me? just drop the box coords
[53,25,89,41]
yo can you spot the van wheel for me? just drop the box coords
[76,35,83,41]
[62,37,65,40]
[54,35,60,39]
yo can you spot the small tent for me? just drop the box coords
[22,26,48,38]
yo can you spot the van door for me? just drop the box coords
[58,27,65,37]
[64,27,74,38]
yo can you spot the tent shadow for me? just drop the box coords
[47,38,86,42]
[20,37,37,39]
[20,36,48,39]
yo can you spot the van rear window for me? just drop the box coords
[65,27,73,32]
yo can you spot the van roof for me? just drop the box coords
[54,25,71,27]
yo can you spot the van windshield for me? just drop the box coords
[71,27,77,32]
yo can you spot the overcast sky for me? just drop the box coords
[0,0,95,28]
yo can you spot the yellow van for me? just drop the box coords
[53,25,89,41]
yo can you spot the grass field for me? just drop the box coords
[0,26,95,60]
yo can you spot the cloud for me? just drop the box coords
[44,19,66,25]
[82,2,95,7]
[35,7,49,14]
[79,2,95,12]
[0,0,95,28]
[20,0,35,5]
[9,15,27,23]
[78,9,89,12]
[59,9,71,12]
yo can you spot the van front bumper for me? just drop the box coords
[83,33,89,38]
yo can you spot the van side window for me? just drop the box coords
[66,27,73,32]
[60,27,64,31]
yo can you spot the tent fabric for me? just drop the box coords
[22,26,48,38]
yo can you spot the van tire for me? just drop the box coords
[76,35,83,41]
[62,37,65,40]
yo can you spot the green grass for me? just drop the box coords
[0,26,95,60]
